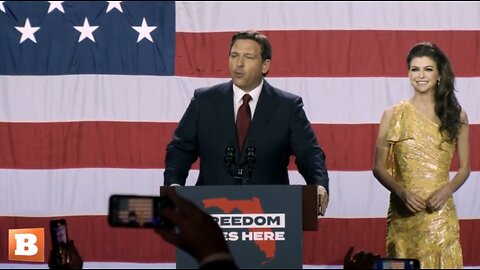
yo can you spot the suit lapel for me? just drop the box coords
[214,82,238,149]
[248,81,277,144]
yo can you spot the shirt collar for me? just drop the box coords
[233,80,263,105]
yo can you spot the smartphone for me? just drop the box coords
[108,195,174,230]
[50,219,69,248]
[374,258,420,269]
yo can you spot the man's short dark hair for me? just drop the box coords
[229,30,272,62]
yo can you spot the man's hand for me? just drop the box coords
[155,188,230,262]
[343,246,380,269]
[48,240,83,269]
[317,185,329,216]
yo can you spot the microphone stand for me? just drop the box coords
[244,146,256,185]
[224,145,256,184]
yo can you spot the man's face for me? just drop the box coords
[228,39,270,92]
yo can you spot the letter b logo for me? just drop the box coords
[8,228,45,262]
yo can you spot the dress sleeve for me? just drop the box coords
[384,102,413,176]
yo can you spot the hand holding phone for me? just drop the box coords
[154,188,232,264]
[108,195,175,230]
[48,219,84,269]
[343,246,380,269]
[50,219,68,248]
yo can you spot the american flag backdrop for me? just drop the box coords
[1,1,479,268]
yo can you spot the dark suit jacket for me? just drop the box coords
[164,80,329,191]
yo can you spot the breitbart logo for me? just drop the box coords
[8,228,45,262]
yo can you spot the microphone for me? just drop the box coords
[244,140,256,184]
[246,146,256,165]
[224,140,256,184]
[231,139,255,184]
[224,146,235,169]
[224,144,243,183]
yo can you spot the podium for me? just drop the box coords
[160,185,318,269]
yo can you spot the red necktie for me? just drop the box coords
[236,94,252,153]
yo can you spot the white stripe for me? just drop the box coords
[1,169,478,219]
[175,2,480,32]
[2,262,479,269]
[0,263,350,269]
[1,75,479,124]
[0,262,176,269]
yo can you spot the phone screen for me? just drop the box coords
[108,195,174,229]
[50,219,68,248]
[374,258,420,269]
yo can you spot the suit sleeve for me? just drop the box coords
[289,96,329,192]
[163,90,200,186]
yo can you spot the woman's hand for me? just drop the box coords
[399,188,426,213]
[426,184,453,211]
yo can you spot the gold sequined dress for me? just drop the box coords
[385,101,463,268]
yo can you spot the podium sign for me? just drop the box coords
[174,185,302,269]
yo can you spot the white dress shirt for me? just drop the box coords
[233,80,263,121]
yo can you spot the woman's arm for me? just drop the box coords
[427,111,471,211]
[372,106,426,213]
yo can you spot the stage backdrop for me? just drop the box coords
[1,1,479,268]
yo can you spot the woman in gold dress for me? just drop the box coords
[372,42,470,269]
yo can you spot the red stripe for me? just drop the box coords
[1,216,478,265]
[1,122,479,171]
[175,31,480,78]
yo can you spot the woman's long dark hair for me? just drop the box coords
[407,42,462,143]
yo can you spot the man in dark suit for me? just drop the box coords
[164,30,329,215]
